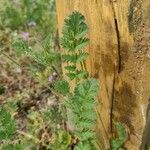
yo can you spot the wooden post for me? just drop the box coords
[56,0,150,149]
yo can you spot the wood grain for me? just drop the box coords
[56,0,150,149]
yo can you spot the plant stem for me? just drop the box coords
[17,130,40,143]
[0,50,21,67]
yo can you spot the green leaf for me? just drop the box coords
[111,122,126,150]
[75,78,99,98]
[75,28,88,39]
[61,11,89,52]
[76,70,88,79]
[43,105,63,125]
[64,65,76,72]
[75,142,91,150]
[62,54,77,63]
[75,38,89,51]
[81,111,97,121]
[2,6,23,29]
[0,108,16,140]
[67,78,99,144]
[51,130,71,150]
[77,120,95,129]
[60,37,75,51]
[76,52,89,63]
[66,72,76,80]
[13,38,60,68]
[79,130,96,141]
[54,80,70,95]
[12,39,31,56]
[60,11,98,149]
[82,100,96,110]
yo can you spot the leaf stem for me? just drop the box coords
[0,50,21,67]
[17,130,40,143]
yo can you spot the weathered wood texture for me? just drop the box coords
[56,0,150,149]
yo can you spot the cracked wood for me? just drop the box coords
[56,0,150,149]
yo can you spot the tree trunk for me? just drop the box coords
[56,0,150,149]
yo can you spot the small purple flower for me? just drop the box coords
[21,32,29,41]
[28,21,37,27]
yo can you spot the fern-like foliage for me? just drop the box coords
[54,79,70,95]
[60,11,89,82]
[12,34,60,68]
[111,122,126,150]
[60,11,99,150]
[67,79,98,149]
[61,12,89,51]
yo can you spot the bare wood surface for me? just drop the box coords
[56,0,150,149]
